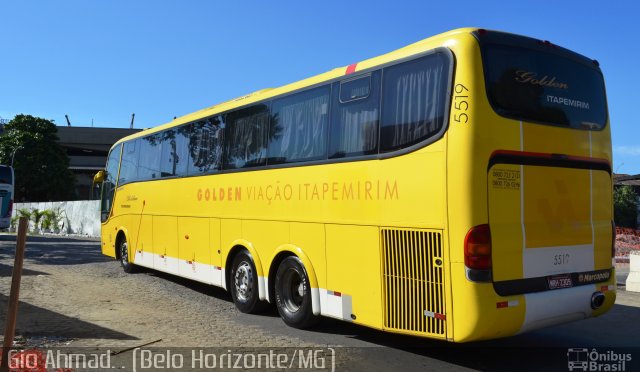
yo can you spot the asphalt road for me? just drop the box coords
[1,234,638,372]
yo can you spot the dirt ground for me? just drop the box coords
[0,234,325,349]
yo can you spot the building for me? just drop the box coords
[614,173,640,227]
[56,126,141,199]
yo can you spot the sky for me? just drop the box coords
[1,1,638,174]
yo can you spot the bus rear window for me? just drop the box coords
[483,44,607,129]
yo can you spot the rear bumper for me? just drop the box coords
[493,268,614,296]
[451,263,616,342]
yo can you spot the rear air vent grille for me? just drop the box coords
[381,228,445,337]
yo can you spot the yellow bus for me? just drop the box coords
[96,28,616,342]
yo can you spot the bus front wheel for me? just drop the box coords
[230,250,268,313]
[118,237,137,273]
[274,256,320,329]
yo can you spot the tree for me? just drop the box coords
[614,185,638,229]
[0,114,75,201]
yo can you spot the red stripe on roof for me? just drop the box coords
[345,63,358,75]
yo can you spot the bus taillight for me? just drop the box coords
[464,224,492,270]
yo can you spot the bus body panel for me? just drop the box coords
[450,262,526,341]
[489,165,610,282]
[134,214,154,268]
[153,216,180,275]
[325,224,382,326]
[209,218,223,287]
[287,222,328,297]
[178,217,211,283]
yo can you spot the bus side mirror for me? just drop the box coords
[93,170,105,184]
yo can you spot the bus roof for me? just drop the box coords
[113,27,479,148]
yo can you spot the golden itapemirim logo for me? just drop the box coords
[196,179,400,205]
[514,70,569,89]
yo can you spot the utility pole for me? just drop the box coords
[1,217,28,372]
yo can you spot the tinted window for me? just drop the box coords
[187,116,224,174]
[484,44,607,129]
[0,166,12,184]
[224,104,270,169]
[160,127,190,177]
[138,134,162,181]
[340,76,370,102]
[269,86,330,164]
[101,144,121,222]
[380,53,450,152]
[118,140,138,185]
[329,71,380,158]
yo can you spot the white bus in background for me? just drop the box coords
[0,165,14,229]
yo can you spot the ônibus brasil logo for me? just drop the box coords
[567,348,632,371]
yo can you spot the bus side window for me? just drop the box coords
[223,104,270,169]
[380,53,449,152]
[268,85,330,164]
[138,133,162,181]
[118,140,138,185]
[329,71,381,158]
[187,116,224,175]
[160,127,190,178]
[101,143,121,222]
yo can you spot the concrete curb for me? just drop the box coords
[626,252,640,292]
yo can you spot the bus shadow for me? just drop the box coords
[137,267,283,316]
[0,235,110,266]
[0,235,100,244]
[0,262,49,277]
[0,293,137,341]
[142,268,234,302]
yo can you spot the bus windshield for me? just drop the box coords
[483,44,607,130]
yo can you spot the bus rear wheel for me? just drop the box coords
[229,250,268,313]
[118,237,137,273]
[274,256,320,329]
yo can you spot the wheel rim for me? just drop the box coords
[120,241,128,265]
[234,261,253,302]
[282,268,304,313]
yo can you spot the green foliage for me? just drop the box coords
[15,208,33,232]
[41,208,63,231]
[14,207,64,232]
[10,215,19,230]
[16,208,32,220]
[614,185,638,229]
[31,208,45,228]
[0,114,75,201]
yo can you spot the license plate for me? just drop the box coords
[547,274,573,290]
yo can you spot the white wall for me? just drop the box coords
[13,200,100,237]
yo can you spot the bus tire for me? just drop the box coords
[230,250,268,314]
[118,236,137,274]
[274,256,320,329]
